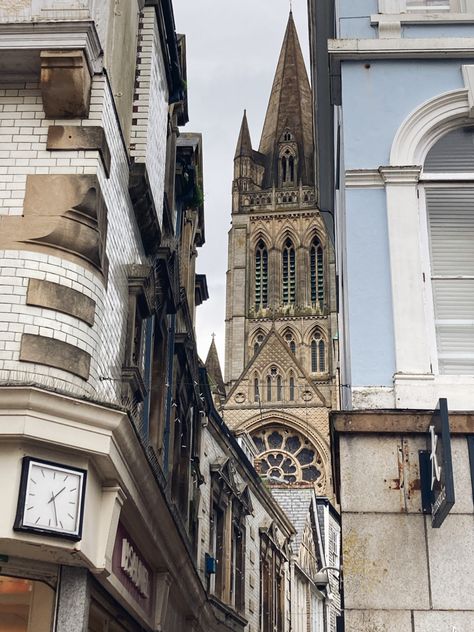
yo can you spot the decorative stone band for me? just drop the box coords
[26,279,96,327]
[47,126,111,178]
[0,174,109,281]
[20,334,91,381]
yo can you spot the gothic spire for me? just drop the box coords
[205,336,225,396]
[258,12,314,187]
[234,109,253,159]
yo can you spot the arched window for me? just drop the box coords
[424,126,474,374]
[254,375,260,402]
[310,238,324,308]
[280,149,296,186]
[266,375,272,402]
[255,240,268,309]
[282,238,296,305]
[289,373,295,401]
[276,375,283,401]
[311,332,326,373]
[281,156,287,182]
[253,332,265,355]
[283,331,296,355]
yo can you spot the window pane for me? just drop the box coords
[407,0,450,9]
[427,187,474,276]
[425,128,474,172]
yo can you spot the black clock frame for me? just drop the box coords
[14,456,87,542]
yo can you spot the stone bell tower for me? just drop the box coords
[223,12,337,497]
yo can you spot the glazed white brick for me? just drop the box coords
[0,80,150,404]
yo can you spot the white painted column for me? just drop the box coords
[380,167,432,376]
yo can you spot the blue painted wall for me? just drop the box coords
[344,188,395,387]
[341,60,466,170]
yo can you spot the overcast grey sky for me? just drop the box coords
[172,0,311,367]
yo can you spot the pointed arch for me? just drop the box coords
[252,328,267,356]
[276,226,301,251]
[281,326,298,355]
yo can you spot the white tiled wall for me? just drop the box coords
[0,75,151,404]
[130,6,169,227]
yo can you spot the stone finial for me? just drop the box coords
[40,49,92,119]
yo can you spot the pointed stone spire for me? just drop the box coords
[205,335,225,396]
[234,109,253,159]
[258,12,314,187]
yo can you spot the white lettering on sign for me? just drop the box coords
[121,538,150,598]
[429,425,442,491]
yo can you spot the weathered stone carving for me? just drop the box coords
[0,174,109,280]
[40,50,92,119]
[47,125,111,177]
[27,278,96,326]
[20,334,91,380]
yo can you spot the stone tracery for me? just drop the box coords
[252,425,326,490]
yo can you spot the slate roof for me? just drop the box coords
[271,487,313,552]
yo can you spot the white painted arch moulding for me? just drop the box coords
[390,89,471,166]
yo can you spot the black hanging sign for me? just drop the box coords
[428,398,455,528]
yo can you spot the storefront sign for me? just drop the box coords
[121,538,149,598]
[112,522,153,615]
[420,398,455,528]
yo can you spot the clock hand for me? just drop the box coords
[50,492,59,527]
[48,486,66,503]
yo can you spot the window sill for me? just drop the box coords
[372,12,474,25]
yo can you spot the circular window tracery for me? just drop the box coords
[252,426,325,490]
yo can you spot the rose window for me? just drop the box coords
[251,426,325,489]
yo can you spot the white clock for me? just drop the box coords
[14,457,87,541]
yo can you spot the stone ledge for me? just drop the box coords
[27,278,96,326]
[47,126,111,177]
[20,334,91,380]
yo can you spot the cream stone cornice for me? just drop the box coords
[379,166,422,184]
[0,386,125,432]
[329,37,474,60]
[372,12,474,25]
[0,21,102,73]
[345,169,384,188]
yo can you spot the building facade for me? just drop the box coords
[309,0,474,629]
[223,12,338,503]
[0,2,338,632]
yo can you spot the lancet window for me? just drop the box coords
[283,331,296,355]
[310,237,324,308]
[282,238,296,304]
[280,149,296,186]
[310,332,326,373]
[255,240,268,310]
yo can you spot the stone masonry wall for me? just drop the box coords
[340,432,474,631]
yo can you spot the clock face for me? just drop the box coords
[15,458,87,540]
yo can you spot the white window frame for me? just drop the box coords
[384,84,474,408]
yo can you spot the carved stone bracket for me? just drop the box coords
[40,49,92,119]
[0,174,109,282]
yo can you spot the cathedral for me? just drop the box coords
[212,12,337,499]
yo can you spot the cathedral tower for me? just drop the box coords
[222,13,337,496]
